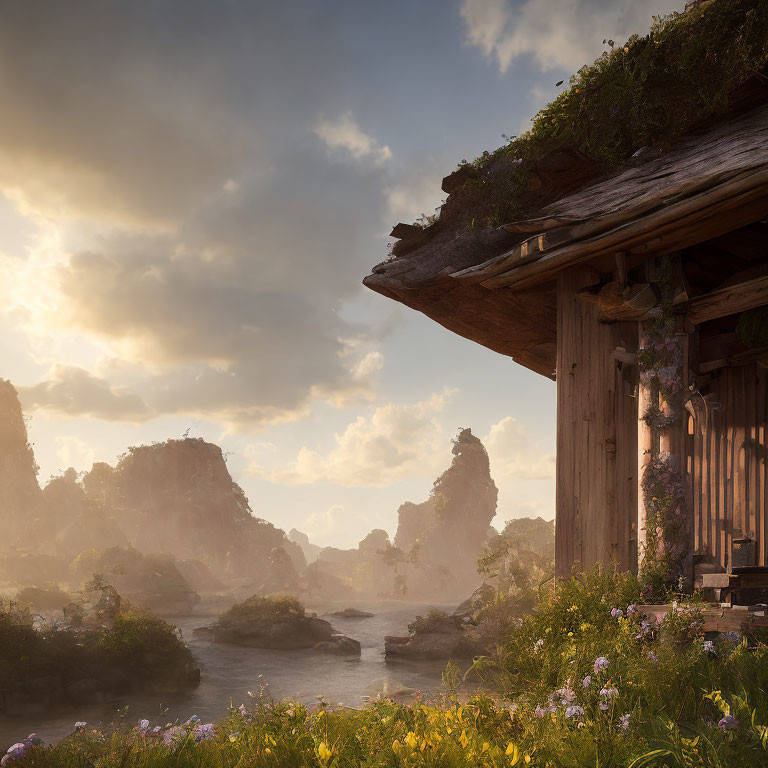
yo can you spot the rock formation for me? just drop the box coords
[392,428,498,597]
[80,438,306,583]
[289,528,322,563]
[0,379,45,544]
[194,595,360,654]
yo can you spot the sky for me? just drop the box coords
[0,0,685,548]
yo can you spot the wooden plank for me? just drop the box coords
[477,179,768,291]
[759,367,767,566]
[688,275,768,325]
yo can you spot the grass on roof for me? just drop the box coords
[436,0,768,233]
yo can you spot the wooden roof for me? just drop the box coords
[363,104,768,378]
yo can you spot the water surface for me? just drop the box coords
[0,600,454,748]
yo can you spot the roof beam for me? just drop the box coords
[688,274,768,325]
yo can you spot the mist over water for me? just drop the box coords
[0,602,454,747]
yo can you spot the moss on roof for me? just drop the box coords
[435,0,768,234]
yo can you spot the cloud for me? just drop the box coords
[315,112,392,166]
[0,3,402,430]
[249,388,456,487]
[461,0,686,74]
[484,416,555,480]
[18,365,151,421]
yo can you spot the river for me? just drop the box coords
[0,600,456,748]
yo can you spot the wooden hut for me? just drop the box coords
[363,5,768,586]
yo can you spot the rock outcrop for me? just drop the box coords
[194,595,360,654]
[385,609,481,662]
[0,380,45,545]
[289,529,322,563]
[81,439,306,583]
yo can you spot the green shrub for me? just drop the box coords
[218,594,305,626]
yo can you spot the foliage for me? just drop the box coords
[217,594,305,627]
[637,256,689,595]
[408,607,464,635]
[434,0,768,231]
[7,571,768,765]
[0,595,197,697]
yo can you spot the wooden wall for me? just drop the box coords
[691,363,768,568]
[555,265,638,580]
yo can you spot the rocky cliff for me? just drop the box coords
[80,438,306,581]
[393,428,498,597]
[0,379,45,545]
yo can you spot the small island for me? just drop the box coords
[0,579,199,715]
[193,595,361,655]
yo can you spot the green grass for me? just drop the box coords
[437,0,768,231]
[6,568,768,766]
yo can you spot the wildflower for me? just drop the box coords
[228,731,241,742]
[599,686,619,699]
[626,604,638,617]
[533,638,544,652]
[721,631,740,644]
[703,640,717,655]
[317,741,333,762]
[565,705,584,719]
[238,704,247,716]
[718,715,738,731]
[554,687,576,705]
[594,656,610,675]
[619,713,631,730]
[163,726,185,746]
[152,726,162,735]
[534,705,546,717]
[138,719,150,733]
[74,722,87,730]
[184,715,201,726]
[611,608,623,619]
[582,675,592,688]
[647,650,658,665]
[195,723,215,743]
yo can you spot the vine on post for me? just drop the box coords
[637,256,688,599]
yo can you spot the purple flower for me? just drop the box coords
[184,715,200,726]
[238,704,248,717]
[138,719,150,733]
[534,705,546,717]
[582,675,592,688]
[611,608,623,619]
[152,726,162,735]
[163,726,185,746]
[721,631,740,644]
[703,640,716,655]
[619,713,630,730]
[594,656,610,675]
[195,724,215,743]
[626,605,637,618]
[533,638,544,652]
[565,705,584,719]
[718,715,738,731]
[647,650,658,665]
[554,687,576,705]
[599,686,619,699]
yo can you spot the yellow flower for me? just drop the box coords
[317,742,332,762]
[525,755,531,764]
[482,741,490,753]
[404,732,418,749]
[567,632,573,637]
[264,747,272,756]
[459,730,469,749]
[545,627,552,634]
[392,740,401,754]
[506,742,521,765]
